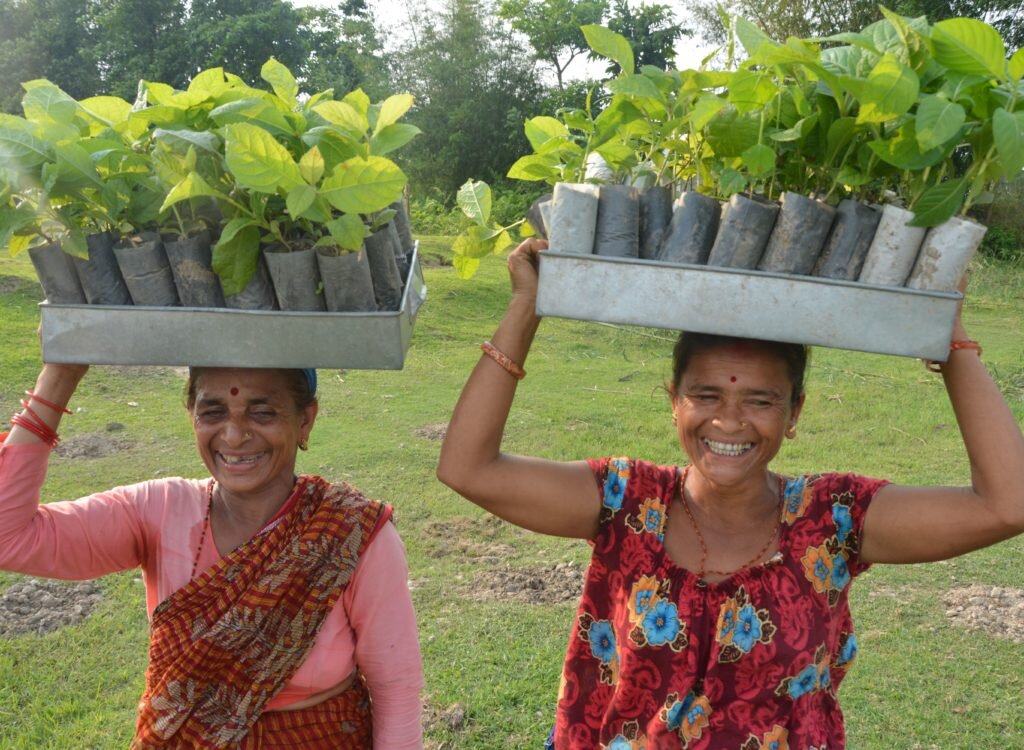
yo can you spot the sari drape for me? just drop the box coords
[131,475,391,749]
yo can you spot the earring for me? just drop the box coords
[785,427,797,439]
[299,439,309,451]
[671,410,678,425]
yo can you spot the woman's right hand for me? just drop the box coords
[507,238,547,302]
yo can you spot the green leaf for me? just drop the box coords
[727,70,778,115]
[452,224,512,260]
[299,146,325,185]
[0,126,51,168]
[581,25,634,76]
[836,166,870,186]
[370,123,420,156]
[20,80,79,125]
[261,58,298,108]
[53,142,102,188]
[8,233,35,257]
[313,101,368,137]
[719,168,747,196]
[867,122,946,169]
[343,89,371,116]
[1010,49,1024,83]
[153,128,221,154]
[78,96,132,127]
[931,18,1006,79]
[769,115,818,143]
[457,180,492,225]
[909,178,967,227]
[375,94,414,133]
[212,218,262,296]
[187,67,228,97]
[210,98,294,137]
[734,17,772,58]
[856,54,919,124]
[691,95,727,130]
[320,156,407,214]
[506,153,560,181]
[992,108,1024,177]
[524,116,568,151]
[160,172,225,213]
[741,143,776,177]
[915,95,966,151]
[301,127,361,171]
[61,229,87,259]
[452,254,481,279]
[286,184,318,219]
[704,108,761,157]
[223,122,304,195]
[324,214,367,251]
[606,74,662,100]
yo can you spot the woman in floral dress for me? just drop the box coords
[436,238,1024,750]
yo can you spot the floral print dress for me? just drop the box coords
[552,458,888,750]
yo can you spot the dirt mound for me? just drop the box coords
[0,275,37,295]
[0,577,104,637]
[54,431,130,459]
[414,423,448,441]
[423,696,470,750]
[472,562,584,605]
[943,584,1024,643]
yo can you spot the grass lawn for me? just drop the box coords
[1,237,1023,748]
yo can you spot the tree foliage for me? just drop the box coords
[392,0,544,197]
[498,0,608,89]
[601,0,691,73]
[0,0,390,113]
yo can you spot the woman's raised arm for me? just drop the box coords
[861,307,1024,564]
[436,240,602,539]
[5,363,88,447]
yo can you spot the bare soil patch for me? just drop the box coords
[420,253,453,268]
[0,275,36,295]
[424,516,518,563]
[472,562,584,605]
[0,577,104,637]
[943,585,1024,643]
[414,423,448,441]
[54,431,130,459]
[422,695,469,750]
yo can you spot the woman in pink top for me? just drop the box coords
[0,362,423,748]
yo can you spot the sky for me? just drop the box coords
[289,0,713,79]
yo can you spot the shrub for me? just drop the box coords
[978,226,1024,265]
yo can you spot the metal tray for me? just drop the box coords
[536,252,959,360]
[40,247,427,369]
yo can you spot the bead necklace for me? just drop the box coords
[190,481,215,579]
[678,466,784,584]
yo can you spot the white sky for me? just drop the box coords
[289,0,713,79]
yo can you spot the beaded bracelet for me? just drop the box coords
[481,341,526,380]
[925,339,982,372]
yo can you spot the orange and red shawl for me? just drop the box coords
[131,475,391,749]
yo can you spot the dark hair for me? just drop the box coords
[671,332,809,406]
[185,369,317,412]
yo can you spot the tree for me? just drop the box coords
[92,0,190,97]
[601,0,690,73]
[297,0,390,97]
[498,0,608,89]
[392,0,544,197]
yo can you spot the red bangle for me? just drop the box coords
[26,391,73,415]
[10,413,59,447]
[481,341,526,380]
[925,339,982,372]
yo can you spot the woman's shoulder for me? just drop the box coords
[587,457,678,517]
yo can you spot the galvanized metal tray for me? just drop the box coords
[536,252,959,360]
[40,247,427,369]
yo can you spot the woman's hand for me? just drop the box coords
[507,238,547,303]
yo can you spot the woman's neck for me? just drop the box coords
[213,477,297,536]
[682,469,779,532]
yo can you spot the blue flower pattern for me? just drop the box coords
[836,634,858,666]
[589,620,617,663]
[832,503,853,544]
[642,600,681,646]
[830,555,851,590]
[602,460,629,512]
[731,605,763,653]
[784,476,806,515]
[787,664,820,699]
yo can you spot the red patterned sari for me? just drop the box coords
[131,475,391,749]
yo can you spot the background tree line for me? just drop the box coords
[1,0,1021,220]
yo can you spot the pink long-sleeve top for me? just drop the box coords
[0,442,424,749]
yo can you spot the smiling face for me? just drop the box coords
[672,343,803,491]
[189,369,317,504]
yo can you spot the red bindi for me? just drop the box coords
[230,387,239,396]
[730,376,737,383]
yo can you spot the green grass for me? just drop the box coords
[1,239,1023,748]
